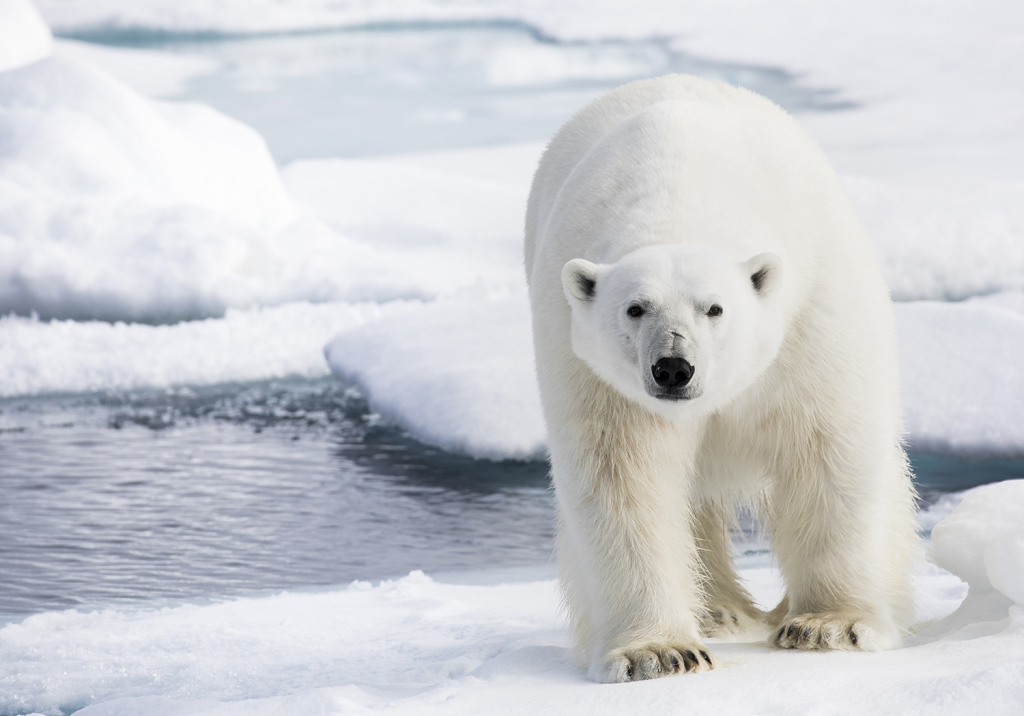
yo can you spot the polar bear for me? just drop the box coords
[525,75,918,683]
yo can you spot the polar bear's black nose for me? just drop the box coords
[652,357,694,388]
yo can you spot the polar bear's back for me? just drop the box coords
[525,75,802,275]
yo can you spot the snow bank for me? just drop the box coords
[5,485,1024,716]
[0,52,302,321]
[0,300,418,397]
[896,293,1024,457]
[839,154,1024,302]
[324,292,545,459]
[0,0,51,72]
[913,480,1024,654]
[0,71,541,321]
[928,481,1024,607]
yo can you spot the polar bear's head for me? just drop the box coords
[561,244,784,418]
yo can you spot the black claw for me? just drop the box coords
[682,650,698,671]
[775,627,786,642]
[669,654,680,671]
[848,627,859,646]
[699,650,712,667]
[626,664,634,680]
[786,624,797,639]
[800,626,815,643]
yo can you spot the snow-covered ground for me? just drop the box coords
[1,0,1024,713]
[3,481,1023,716]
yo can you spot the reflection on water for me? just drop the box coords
[1,377,1018,619]
[71,22,854,162]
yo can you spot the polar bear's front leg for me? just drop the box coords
[766,445,914,652]
[552,415,713,682]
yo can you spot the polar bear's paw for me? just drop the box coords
[598,643,714,682]
[771,613,881,651]
[701,604,767,640]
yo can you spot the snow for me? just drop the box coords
[33,1,1024,305]
[2,481,1023,716]
[896,293,1024,457]
[0,44,543,321]
[0,0,51,73]
[280,153,530,300]
[324,292,545,460]
[0,300,419,398]
[53,38,218,97]
[928,480,1024,603]
[0,52,300,322]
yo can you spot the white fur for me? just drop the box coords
[525,75,918,683]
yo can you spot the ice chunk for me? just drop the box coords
[928,480,1024,603]
[0,0,51,73]
[0,53,302,321]
[324,292,545,460]
[914,481,1024,650]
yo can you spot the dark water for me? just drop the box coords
[65,21,854,162]
[1,377,1019,620]
[0,379,553,619]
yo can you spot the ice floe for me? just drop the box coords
[323,290,1024,460]
[0,300,418,397]
[2,481,1022,716]
[324,291,545,460]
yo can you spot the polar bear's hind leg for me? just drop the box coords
[693,502,769,640]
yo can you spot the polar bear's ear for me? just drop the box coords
[743,252,783,296]
[562,258,605,305]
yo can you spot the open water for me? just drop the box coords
[2,377,1021,619]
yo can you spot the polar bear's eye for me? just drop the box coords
[627,305,644,318]
[707,304,723,317]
